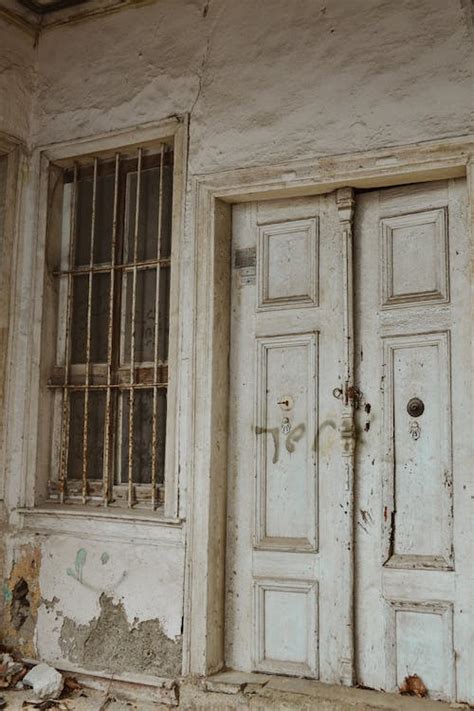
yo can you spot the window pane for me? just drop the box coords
[94,173,115,264]
[74,179,92,266]
[74,173,115,267]
[125,167,161,263]
[159,160,173,260]
[67,390,106,481]
[71,273,110,363]
[158,266,170,363]
[118,389,166,485]
[122,269,156,364]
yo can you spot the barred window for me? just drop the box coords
[47,144,174,509]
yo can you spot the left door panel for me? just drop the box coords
[225,195,353,684]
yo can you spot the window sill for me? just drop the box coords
[17,504,185,546]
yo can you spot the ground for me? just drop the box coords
[1,673,472,711]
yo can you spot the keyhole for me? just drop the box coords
[277,395,294,411]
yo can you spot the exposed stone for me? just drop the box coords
[11,578,30,631]
[23,663,64,700]
[59,594,182,678]
[2,545,41,658]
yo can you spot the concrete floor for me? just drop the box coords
[0,688,163,710]
[1,674,472,711]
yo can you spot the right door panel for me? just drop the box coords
[354,179,472,703]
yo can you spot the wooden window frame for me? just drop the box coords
[0,136,22,502]
[31,118,186,520]
[47,147,173,509]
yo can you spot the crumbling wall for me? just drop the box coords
[33,532,184,677]
[2,542,42,658]
[59,594,182,677]
[0,15,36,653]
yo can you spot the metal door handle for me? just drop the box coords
[407,397,424,418]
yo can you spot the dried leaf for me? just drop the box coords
[22,701,69,710]
[400,674,428,698]
[63,676,82,692]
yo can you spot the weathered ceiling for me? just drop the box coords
[17,0,90,13]
[0,0,146,29]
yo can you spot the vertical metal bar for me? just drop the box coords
[59,164,79,503]
[128,148,142,506]
[102,154,120,506]
[151,145,165,509]
[81,157,98,503]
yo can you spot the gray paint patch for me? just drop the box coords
[59,594,182,677]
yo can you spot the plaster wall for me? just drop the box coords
[0,19,35,142]
[0,18,35,642]
[2,524,185,677]
[1,0,473,685]
[35,0,474,170]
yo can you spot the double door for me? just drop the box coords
[225,179,472,703]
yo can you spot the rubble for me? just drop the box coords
[0,653,27,689]
[23,664,64,700]
[22,700,70,709]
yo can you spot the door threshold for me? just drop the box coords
[202,671,467,710]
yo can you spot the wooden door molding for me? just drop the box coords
[183,135,474,679]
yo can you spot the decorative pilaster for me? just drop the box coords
[336,186,356,685]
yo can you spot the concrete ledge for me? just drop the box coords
[194,671,471,710]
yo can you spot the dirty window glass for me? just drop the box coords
[49,147,173,507]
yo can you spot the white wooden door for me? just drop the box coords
[225,179,472,703]
[225,194,354,684]
[354,179,472,704]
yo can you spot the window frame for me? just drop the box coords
[35,118,187,520]
[0,137,22,503]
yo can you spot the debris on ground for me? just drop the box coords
[97,697,112,711]
[23,664,64,701]
[62,679,81,695]
[0,653,28,689]
[0,696,6,709]
[400,673,428,698]
[22,701,70,710]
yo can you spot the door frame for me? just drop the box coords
[183,135,474,678]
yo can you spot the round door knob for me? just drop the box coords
[407,397,424,418]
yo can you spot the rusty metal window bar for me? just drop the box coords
[47,144,173,509]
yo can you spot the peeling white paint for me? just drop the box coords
[36,533,184,662]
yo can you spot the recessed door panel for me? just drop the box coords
[255,333,317,550]
[383,332,453,568]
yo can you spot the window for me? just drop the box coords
[46,142,175,509]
